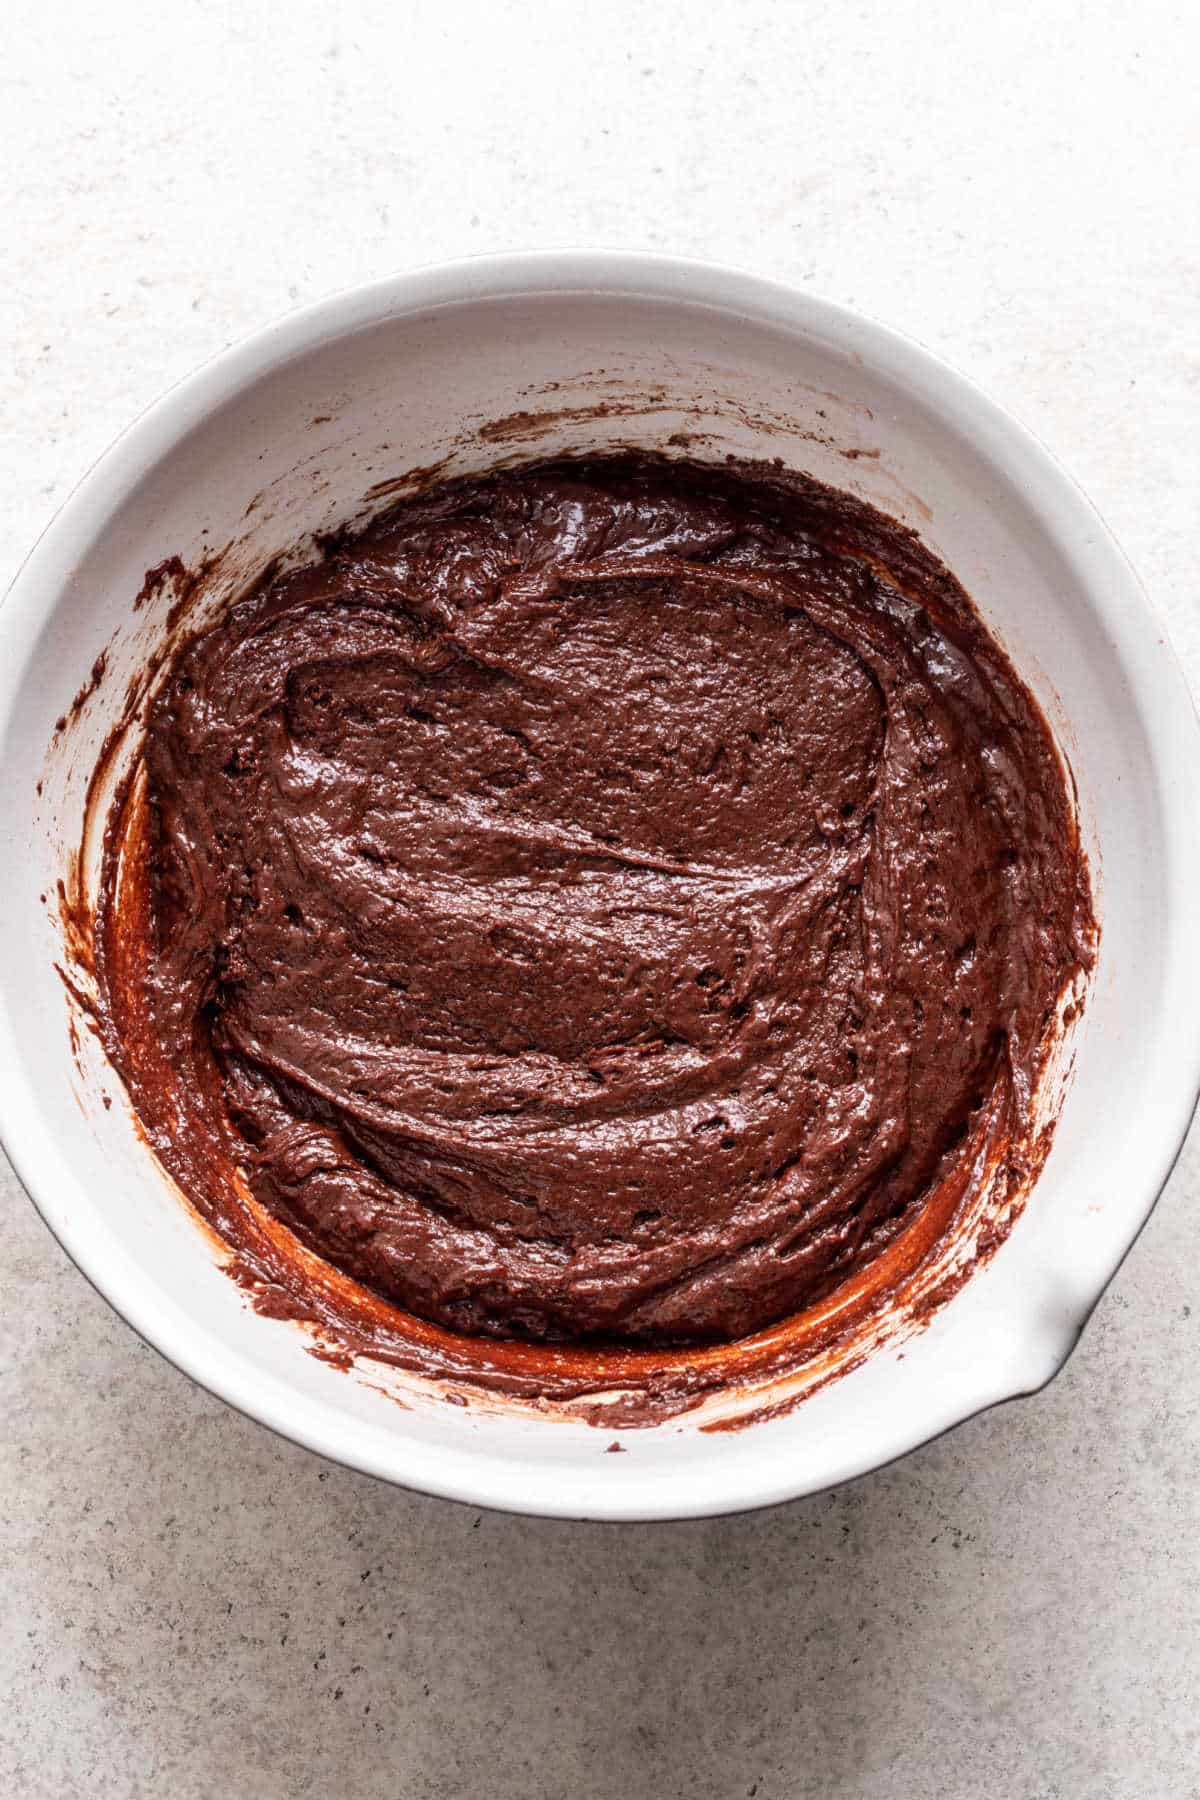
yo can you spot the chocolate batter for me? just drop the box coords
[99,454,1094,1352]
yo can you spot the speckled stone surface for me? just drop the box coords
[4,3,1199,1795]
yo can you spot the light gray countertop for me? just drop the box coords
[4,3,1198,1794]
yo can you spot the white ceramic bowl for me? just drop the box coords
[3,252,1198,1520]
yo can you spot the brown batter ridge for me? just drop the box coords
[94,452,1095,1373]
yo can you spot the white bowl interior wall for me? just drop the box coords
[1,257,1196,1518]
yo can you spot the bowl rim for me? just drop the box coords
[3,248,1199,1520]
